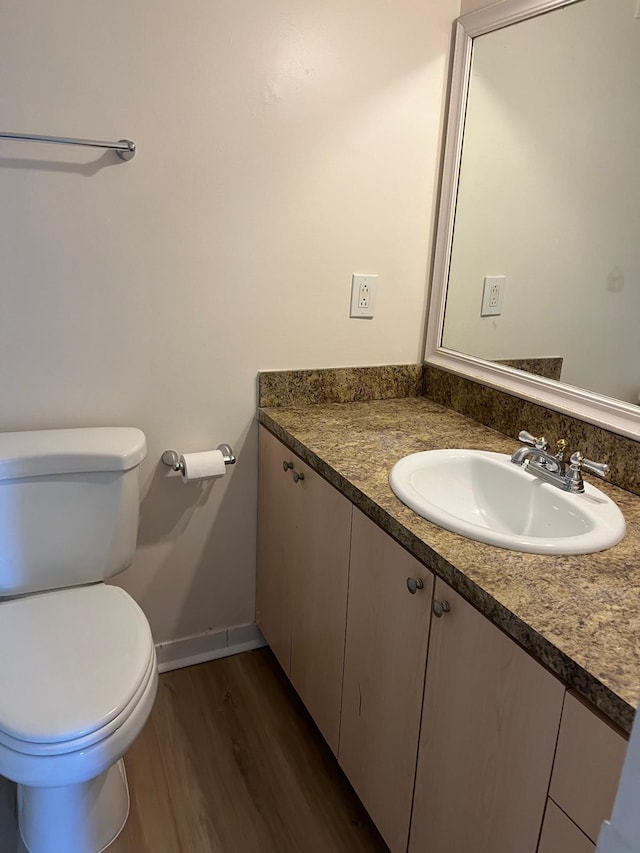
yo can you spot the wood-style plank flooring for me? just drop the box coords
[0,649,389,852]
[118,647,388,852]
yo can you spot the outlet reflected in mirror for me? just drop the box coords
[425,0,640,439]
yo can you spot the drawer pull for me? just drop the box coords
[283,460,294,472]
[292,470,305,483]
[406,577,424,594]
[433,599,451,618]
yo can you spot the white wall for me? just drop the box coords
[442,0,640,403]
[0,0,458,645]
[460,0,502,12]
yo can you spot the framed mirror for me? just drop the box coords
[424,0,640,440]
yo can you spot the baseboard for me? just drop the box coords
[156,623,267,673]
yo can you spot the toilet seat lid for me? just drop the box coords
[0,584,153,745]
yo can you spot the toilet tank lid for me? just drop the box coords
[0,427,147,481]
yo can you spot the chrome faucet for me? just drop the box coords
[510,433,563,471]
[510,430,608,493]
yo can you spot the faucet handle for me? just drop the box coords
[583,459,608,478]
[582,457,609,477]
[518,430,549,451]
[570,451,608,479]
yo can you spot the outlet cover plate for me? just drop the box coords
[350,274,378,318]
[481,275,505,317]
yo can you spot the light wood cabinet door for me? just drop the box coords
[289,451,352,756]
[256,426,296,673]
[549,691,627,843]
[339,509,434,853]
[409,578,565,853]
[537,800,594,853]
[256,426,352,756]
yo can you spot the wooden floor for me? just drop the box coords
[118,648,388,852]
[0,649,389,852]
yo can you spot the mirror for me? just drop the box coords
[425,0,640,440]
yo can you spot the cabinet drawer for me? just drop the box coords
[549,692,627,843]
[538,800,594,853]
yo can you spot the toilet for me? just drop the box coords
[0,427,157,853]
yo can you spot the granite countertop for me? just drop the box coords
[258,396,640,734]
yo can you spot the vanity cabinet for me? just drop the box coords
[256,427,352,754]
[540,691,627,849]
[339,509,433,853]
[409,579,565,853]
[256,425,628,852]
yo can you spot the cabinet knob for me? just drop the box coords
[283,461,293,472]
[292,470,305,483]
[432,599,451,618]
[406,577,424,594]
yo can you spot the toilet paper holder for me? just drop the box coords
[161,443,236,474]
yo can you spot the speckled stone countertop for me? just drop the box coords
[258,396,640,734]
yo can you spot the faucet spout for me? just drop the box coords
[510,446,563,473]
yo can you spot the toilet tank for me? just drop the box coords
[0,427,147,596]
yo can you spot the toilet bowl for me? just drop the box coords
[0,584,157,852]
[0,427,156,852]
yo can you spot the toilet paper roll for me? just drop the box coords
[179,450,226,483]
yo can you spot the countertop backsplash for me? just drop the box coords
[258,364,640,497]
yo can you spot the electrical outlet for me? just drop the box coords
[481,275,505,316]
[350,274,377,318]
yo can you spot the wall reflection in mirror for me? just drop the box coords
[441,0,640,405]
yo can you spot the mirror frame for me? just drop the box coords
[424,0,640,441]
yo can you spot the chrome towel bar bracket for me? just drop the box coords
[161,444,237,474]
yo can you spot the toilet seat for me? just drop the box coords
[0,584,154,757]
[0,652,156,757]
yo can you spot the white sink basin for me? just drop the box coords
[389,449,625,555]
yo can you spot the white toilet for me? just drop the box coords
[0,427,157,853]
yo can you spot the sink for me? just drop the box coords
[389,449,625,555]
